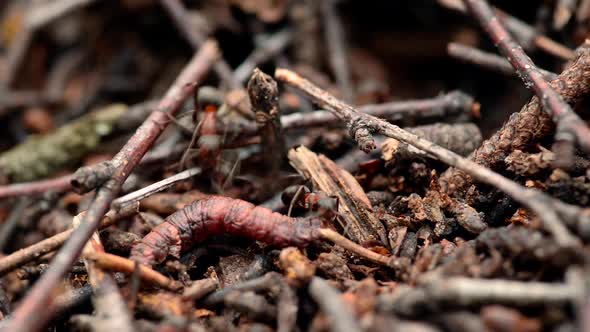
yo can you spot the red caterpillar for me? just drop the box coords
[130,196,323,266]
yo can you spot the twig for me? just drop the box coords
[275,68,580,248]
[462,0,590,163]
[425,277,577,306]
[231,90,479,138]
[382,277,578,317]
[308,277,362,332]
[320,0,354,101]
[440,41,590,197]
[318,229,394,267]
[0,174,72,200]
[112,167,201,209]
[438,0,576,60]
[73,213,135,332]
[447,42,557,80]
[85,252,183,291]
[248,69,285,182]
[5,41,218,332]
[159,0,240,90]
[0,203,138,276]
[234,29,293,83]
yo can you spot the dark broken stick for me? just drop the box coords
[463,0,590,164]
[439,41,590,197]
[320,0,354,101]
[439,0,576,60]
[5,41,219,332]
[248,69,285,183]
[159,0,240,90]
[275,68,580,248]
[448,43,557,80]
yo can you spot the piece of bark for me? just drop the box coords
[288,146,388,246]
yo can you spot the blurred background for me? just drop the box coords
[0,0,586,146]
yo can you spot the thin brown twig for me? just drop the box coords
[318,228,395,267]
[447,42,557,80]
[275,68,580,248]
[84,252,183,292]
[462,0,590,164]
[5,41,218,332]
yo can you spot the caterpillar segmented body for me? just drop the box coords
[130,196,323,266]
